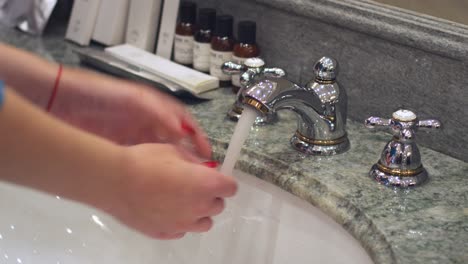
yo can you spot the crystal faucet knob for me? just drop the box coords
[365,109,441,187]
[244,57,265,68]
[392,109,417,121]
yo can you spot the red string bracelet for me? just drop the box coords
[46,64,63,112]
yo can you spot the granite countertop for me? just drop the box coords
[1,24,467,264]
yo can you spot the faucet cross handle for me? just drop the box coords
[366,109,441,140]
[417,119,442,130]
[222,58,286,87]
[365,109,442,188]
[222,58,285,122]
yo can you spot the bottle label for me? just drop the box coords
[174,34,194,64]
[231,55,247,87]
[210,50,233,81]
[193,42,211,72]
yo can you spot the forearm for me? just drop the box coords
[0,43,59,108]
[0,88,125,208]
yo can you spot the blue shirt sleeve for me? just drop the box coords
[0,80,4,109]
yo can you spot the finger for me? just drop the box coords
[175,144,204,163]
[190,130,212,160]
[201,161,219,169]
[189,217,213,233]
[140,93,186,143]
[152,232,186,240]
[211,174,238,198]
[181,118,212,159]
[206,198,225,217]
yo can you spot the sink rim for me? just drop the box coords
[212,138,396,264]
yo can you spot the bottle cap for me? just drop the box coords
[198,8,216,31]
[179,1,197,24]
[214,15,233,37]
[237,21,256,44]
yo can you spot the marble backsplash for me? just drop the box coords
[191,0,468,162]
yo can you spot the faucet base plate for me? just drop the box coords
[369,164,428,187]
[290,134,350,156]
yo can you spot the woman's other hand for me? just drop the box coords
[99,144,237,239]
[50,67,211,159]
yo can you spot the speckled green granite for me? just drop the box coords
[1,23,467,264]
[193,89,468,264]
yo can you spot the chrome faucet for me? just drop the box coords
[238,57,350,156]
[222,58,286,123]
[366,109,441,187]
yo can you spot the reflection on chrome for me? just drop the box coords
[366,109,441,187]
[240,57,350,156]
[222,58,285,124]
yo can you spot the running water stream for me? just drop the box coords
[219,107,259,175]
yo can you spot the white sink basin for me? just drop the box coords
[0,171,373,264]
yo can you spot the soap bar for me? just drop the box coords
[105,44,219,94]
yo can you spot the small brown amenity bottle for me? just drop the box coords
[174,1,197,66]
[210,15,234,87]
[193,8,216,72]
[232,21,260,93]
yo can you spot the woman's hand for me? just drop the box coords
[100,144,237,239]
[1,89,236,240]
[50,67,211,158]
[0,44,209,157]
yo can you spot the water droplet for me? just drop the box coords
[407,229,424,238]
[17,258,22,263]
[66,228,73,234]
[10,225,15,230]
[4,254,8,259]
[56,196,61,200]
[0,233,3,239]
[91,215,108,231]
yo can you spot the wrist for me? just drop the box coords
[82,143,129,214]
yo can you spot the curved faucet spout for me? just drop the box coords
[241,57,350,156]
